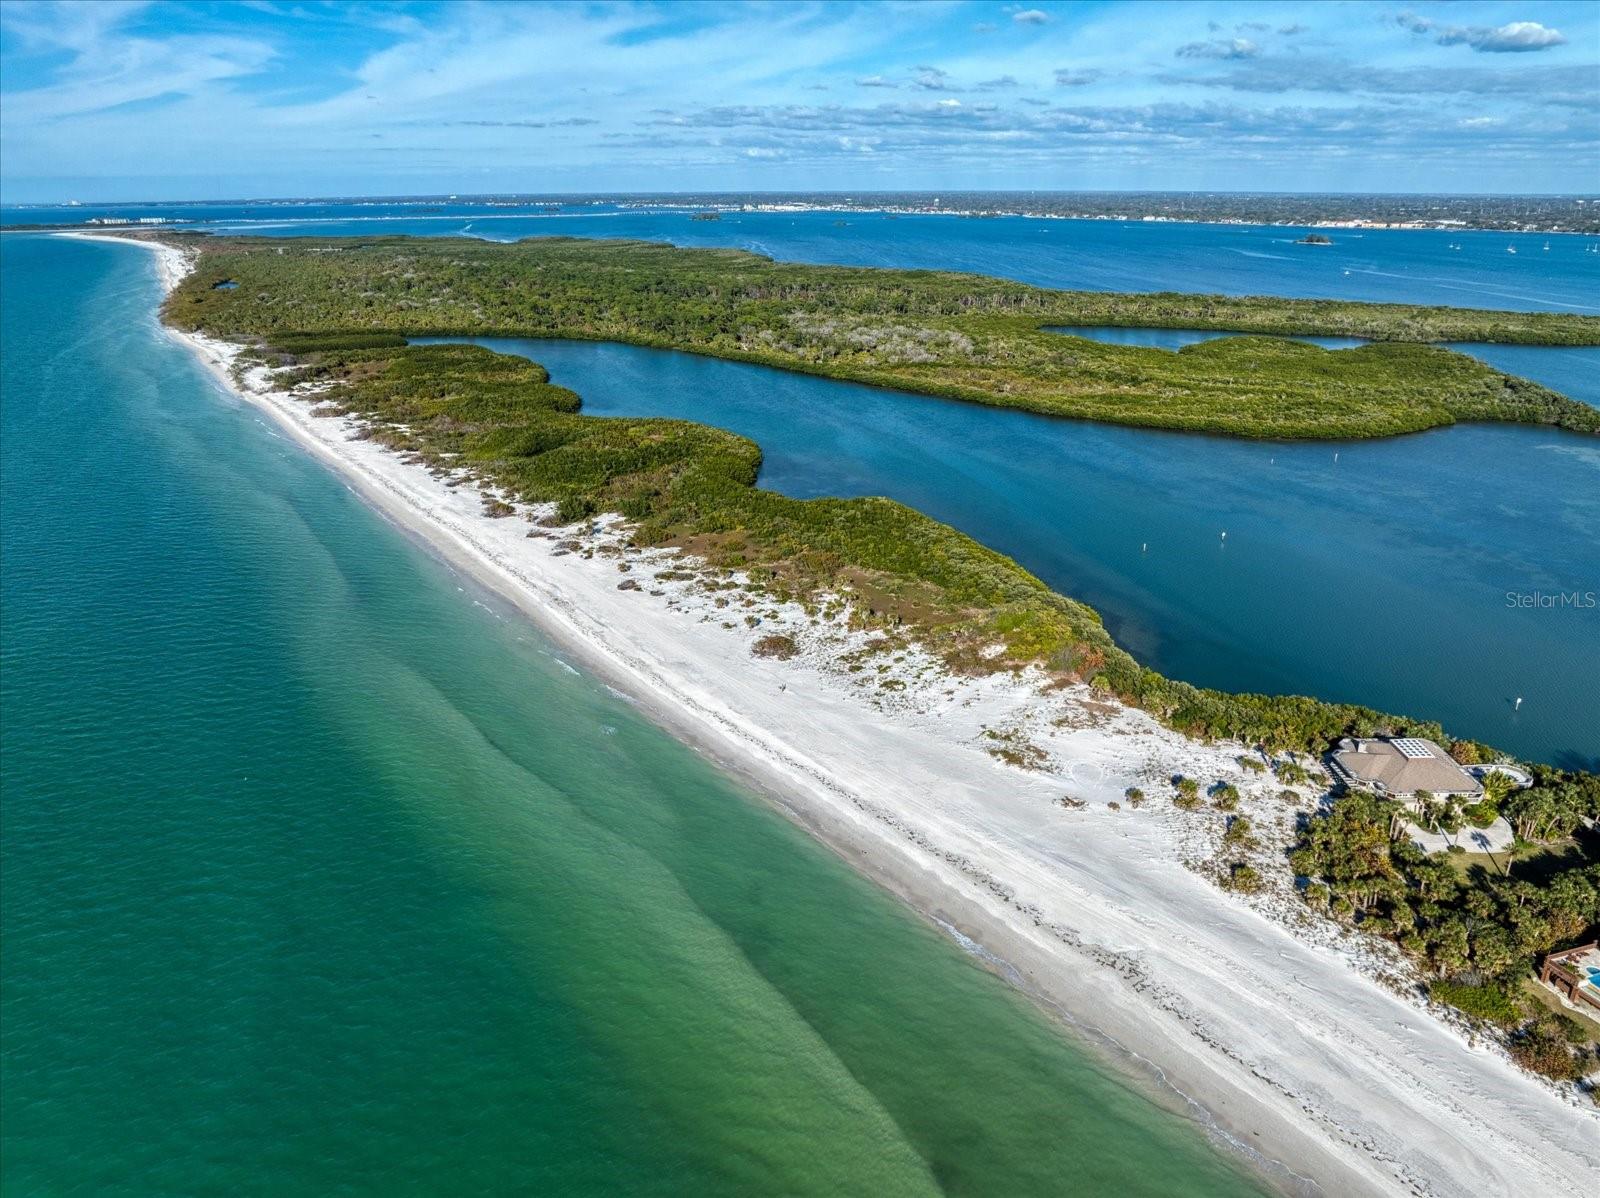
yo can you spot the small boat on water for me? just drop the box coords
[1506,245,1517,254]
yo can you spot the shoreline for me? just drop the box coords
[14,201,1600,236]
[73,232,1598,1195]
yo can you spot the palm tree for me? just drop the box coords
[1480,769,1516,806]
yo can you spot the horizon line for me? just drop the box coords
[7,187,1600,209]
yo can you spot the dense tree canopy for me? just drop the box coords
[162,234,1600,440]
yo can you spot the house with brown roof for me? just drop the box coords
[1328,737,1483,801]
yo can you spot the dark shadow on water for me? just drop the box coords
[1551,749,1600,775]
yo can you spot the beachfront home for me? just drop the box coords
[1539,943,1600,1015]
[1328,737,1483,800]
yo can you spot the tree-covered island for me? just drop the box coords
[163,234,1600,440]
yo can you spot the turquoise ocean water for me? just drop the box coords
[1,237,1272,1194]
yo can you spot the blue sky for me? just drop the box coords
[1,1,1595,202]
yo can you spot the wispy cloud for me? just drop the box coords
[1,0,275,123]
[631,95,1589,165]
[443,118,599,129]
[1397,12,1567,53]
[0,0,1593,199]
[1175,38,1260,61]
[1054,68,1103,87]
[1166,56,1597,109]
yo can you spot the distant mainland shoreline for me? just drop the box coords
[7,189,1599,234]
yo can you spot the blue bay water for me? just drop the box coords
[5,199,1596,311]
[419,337,1600,768]
[1,238,1274,1193]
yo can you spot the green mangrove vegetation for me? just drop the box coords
[162,233,1600,440]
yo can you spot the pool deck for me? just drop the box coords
[1539,943,1600,1016]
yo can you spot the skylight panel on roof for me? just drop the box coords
[1393,738,1435,759]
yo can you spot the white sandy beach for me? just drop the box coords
[83,233,1598,1196]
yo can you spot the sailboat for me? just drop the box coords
[1506,244,1517,254]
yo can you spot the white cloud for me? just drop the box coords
[2,0,1592,198]
[1449,21,1566,53]
[0,1,150,52]
[1175,38,1259,61]
[1398,13,1567,54]
[0,2,275,123]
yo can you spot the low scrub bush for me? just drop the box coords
[751,634,800,660]
[1428,980,1520,1024]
